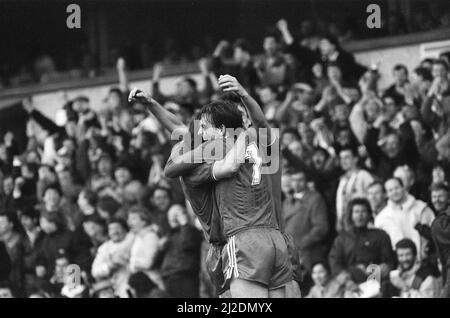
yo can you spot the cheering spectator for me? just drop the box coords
[306,262,344,298]
[430,183,450,297]
[318,35,366,83]
[375,178,435,259]
[383,64,412,106]
[329,198,394,292]
[283,170,329,271]
[367,181,387,219]
[335,147,374,232]
[276,19,319,83]
[255,32,293,89]
[161,204,202,298]
[91,218,134,298]
[127,206,165,291]
[211,39,259,95]
[20,207,44,295]
[147,185,172,236]
[0,211,24,296]
[389,238,441,298]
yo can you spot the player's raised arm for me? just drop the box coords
[128,88,186,134]
[218,75,270,129]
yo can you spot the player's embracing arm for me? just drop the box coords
[164,141,204,178]
[128,88,187,135]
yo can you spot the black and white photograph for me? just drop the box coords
[0,0,450,304]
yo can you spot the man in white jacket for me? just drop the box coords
[375,178,435,259]
[91,219,135,298]
[127,206,165,291]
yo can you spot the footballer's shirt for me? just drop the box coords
[212,129,279,237]
[165,141,226,245]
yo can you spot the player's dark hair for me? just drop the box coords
[218,91,242,106]
[200,100,244,130]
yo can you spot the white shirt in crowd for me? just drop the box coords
[335,169,374,231]
[91,233,135,298]
[375,194,435,259]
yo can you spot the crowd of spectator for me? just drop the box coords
[1,16,450,298]
[1,2,450,89]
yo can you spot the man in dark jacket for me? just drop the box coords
[19,207,45,296]
[389,238,441,298]
[128,271,170,298]
[430,182,450,297]
[211,39,260,95]
[161,205,202,298]
[0,211,24,296]
[283,170,329,272]
[364,124,419,181]
[329,198,395,287]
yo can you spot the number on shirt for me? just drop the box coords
[245,142,262,185]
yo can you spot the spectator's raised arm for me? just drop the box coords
[116,57,130,93]
[276,19,294,46]
[150,63,169,104]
